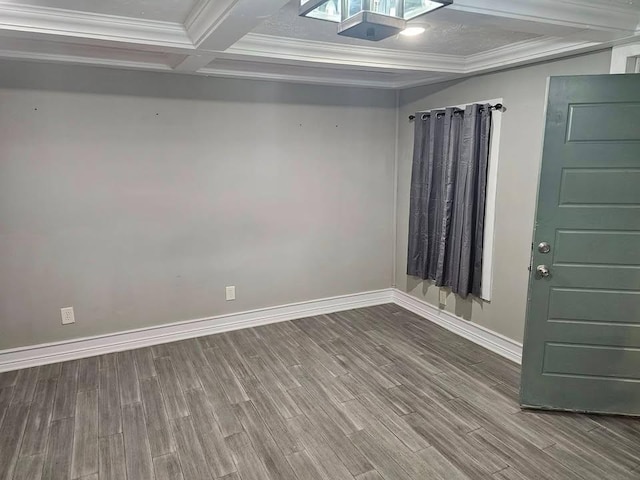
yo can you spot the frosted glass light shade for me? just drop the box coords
[403,0,451,20]
[299,0,451,41]
[299,0,341,22]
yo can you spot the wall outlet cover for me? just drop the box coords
[225,286,236,301]
[61,306,75,325]
[439,289,448,306]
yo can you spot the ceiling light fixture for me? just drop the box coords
[299,0,451,41]
[400,26,426,36]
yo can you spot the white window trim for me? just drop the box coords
[483,97,503,302]
[610,42,640,74]
[420,98,503,301]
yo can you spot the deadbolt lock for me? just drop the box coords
[538,242,551,254]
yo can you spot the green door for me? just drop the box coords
[521,74,640,415]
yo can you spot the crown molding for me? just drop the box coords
[225,33,610,77]
[465,35,602,72]
[0,31,618,89]
[225,33,467,73]
[558,0,640,16]
[0,2,193,51]
[450,0,639,36]
[392,73,464,89]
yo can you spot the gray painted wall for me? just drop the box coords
[0,50,616,350]
[0,61,396,349]
[395,50,613,343]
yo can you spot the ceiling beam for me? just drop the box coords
[0,36,174,71]
[198,63,398,88]
[172,0,290,72]
[184,0,241,48]
[225,33,467,73]
[193,0,290,51]
[172,53,217,72]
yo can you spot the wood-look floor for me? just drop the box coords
[1,304,639,480]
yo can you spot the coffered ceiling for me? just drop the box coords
[0,0,638,88]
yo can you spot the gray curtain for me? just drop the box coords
[407,104,492,298]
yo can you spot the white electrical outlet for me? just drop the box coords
[61,306,75,325]
[225,286,236,301]
[439,289,448,306]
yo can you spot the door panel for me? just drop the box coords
[559,168,640,205]
[554,230,640,265]
[520,74,640,415]
[566,102,640,142]
[549,288,640,324]
[543,343,640,380]
[550,266,640,290]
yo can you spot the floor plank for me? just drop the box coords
[154,452,185,480]
[286,414,355,480]
[42,418,74,480]
[140,376,175,457]
[183,388,235,477]
[225,431,273,480]
[21,378,57,456]
[286,450,326,480]
[122,403,154,480]
[349,430,414,480]
[154,357,189,419]
[98,366,122,437]
[169,341,202,392]
[0,370,19,388]
[71,389,99,479]
[193,361,243,437]
[233,400,298,480]
[10,367,39,405]
[117,351,140,406]
[98,434,126,480]
[98,354,117,371]
[133,347,157,380]
[52,360,79,421]
[77,357,99,392]
[0,386,14,428]
[0,403,30,480]
[37,363,62,381]
[171,415,214,480]
[13,453,45,480]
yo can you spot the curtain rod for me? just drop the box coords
[408,103,504,121]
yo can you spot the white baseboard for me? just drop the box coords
[0,287,522,372]
[392,289,523,364]
[0,289,394,372]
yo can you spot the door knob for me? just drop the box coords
[536,265,551,278]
